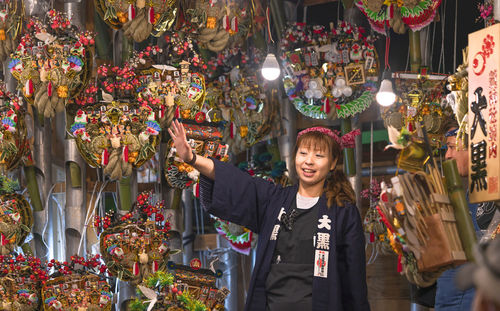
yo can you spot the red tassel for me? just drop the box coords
[101,149,109,166]
[128,4,136,20]
[25,79,33,97]
[1,233,6,246]
[148,7,155,24]
[230,122,234,139]
[152,260,159,273]
[47,81,53,97]
[122,145,129,162]
[231,16,238,32]
[369,232,375,243]
[195,183,200,198]
[175,106,180,119]
[397,254,403,273]
[133,262,140,275]
[160,105,165,118]
[223,15,229,31]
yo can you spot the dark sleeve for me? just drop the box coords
[199,158,280,233]
[338,204,370,311]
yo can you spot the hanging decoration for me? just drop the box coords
[8,10,93,118]
[183,0,253,53]
[0,254,48,310]
[41,255,112,311]
[98,192,179,284]
[68,46,172,181]
[165,123,228,189]
[0,0,23,62]
[0,176,32,255]
[95,0,178,41]
[280,22,379,120]
[0,84,30,172]
[129,268,229,311]
[355,0,442,35]
[214,218,253,255]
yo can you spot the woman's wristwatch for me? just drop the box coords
[185,150,197,165]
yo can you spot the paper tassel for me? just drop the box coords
[175,106,180,119]
[133,262,140,276]
[152,260,159,273]
[369,232,375,243]
[0,233,6,246]
[397,254,402,273]
[122,145,129,162]
[101,149,109,166]
[223,15,230,31]
[47,81,53,97]
[230,122,234,139]
[159,105,165,118]
[231,16,238,32]
[148,7,155,24]
[128,4,136,20]
[25,79,33,97]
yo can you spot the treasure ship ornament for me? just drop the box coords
[8,10,93,118]
[98,192,179,284]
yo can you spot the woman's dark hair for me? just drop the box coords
[294,129,355,207]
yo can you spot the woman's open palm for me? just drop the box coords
[168,120,192,162]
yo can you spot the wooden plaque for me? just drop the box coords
[468,24,500,203]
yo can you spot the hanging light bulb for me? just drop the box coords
[261,53,281,81]
[376,70,396,106]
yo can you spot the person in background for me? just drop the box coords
[437,118,497,310]
[169,120,370,311]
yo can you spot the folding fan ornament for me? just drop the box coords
[356,0,442,35]
[0,85,30,172]
[214,218,253,255]
[0,0,23,62]
[165,123,229,189]
[129,269,229,311]
[280,22,379,120]
[41,255,112,311]
[95,0,177,41]
[98,192,180,284]
[0,254,48,310]
[8,10,93,118]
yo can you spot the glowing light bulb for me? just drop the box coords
[261,53,281,81]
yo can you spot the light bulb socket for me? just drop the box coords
[381,69,393,81]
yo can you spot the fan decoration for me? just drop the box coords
[165,123,229,189]
[129,267,229,311]
[41,255,112,311]
[214,218,253,255]
[0,85,29,172]
[356,0,442,35]
[98,192,179,284]
[8,10,93,118]
[0,0,23,62]
[183,0,252,53]
[0,254,48,310]
[280,22,379,120]
[0,176,32,255]
[95,0,178,41]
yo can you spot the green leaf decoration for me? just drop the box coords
[337,91,374,119]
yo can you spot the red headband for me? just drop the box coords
[297,126,361,149]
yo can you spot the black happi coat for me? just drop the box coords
[200,159,370,311]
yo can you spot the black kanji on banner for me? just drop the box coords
[470,140,488,192]
[471,87,488,139]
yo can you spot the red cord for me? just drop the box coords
[385,32,391,70]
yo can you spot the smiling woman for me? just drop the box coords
[168,121,368,311]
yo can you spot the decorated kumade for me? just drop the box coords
[165,123,229,189]
[8,10,93,118]
[0,0,23,62]
[95,0,177,41]
[280,22,379,120]
[214,218,253,255]
[356,0,442,35]
[68,58,163,180]
[129,268,229,311]
[0,254,48,310]
[41,255,112,311]
[98,192,179,284]
[184,0,251,53]
[0,84,29,172]
[0,176,32,255]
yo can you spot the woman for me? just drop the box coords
[169,120,370,311]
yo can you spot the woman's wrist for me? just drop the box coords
[185,149,197,165]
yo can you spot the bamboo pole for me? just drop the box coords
[341,118,356,176]
[409,30,422,72]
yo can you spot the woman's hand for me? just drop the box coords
[168,120,193,162]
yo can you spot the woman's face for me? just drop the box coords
[295,143,337,188]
